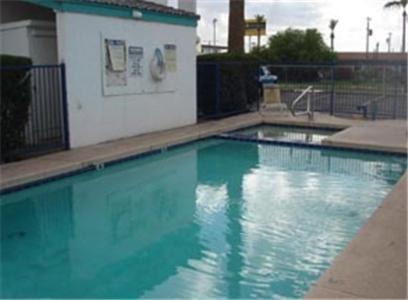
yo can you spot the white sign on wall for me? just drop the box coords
[108,40,126,71]
[164,44,177,72]
[128,46,143,77]
[105,39,127,87]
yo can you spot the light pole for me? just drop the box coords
[386,32,392,52]
[403,8,406,52]
[213,18,217,48]
[329,19,338,51]
[366,17,372,58]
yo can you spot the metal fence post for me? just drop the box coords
[257,63,261,111]
[60,63,70,150]
[329,62,336,115]
[392,65,398,119]
[371,100,378,120]
[215,63,221,117]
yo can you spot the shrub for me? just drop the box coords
[0,55,32,162]
[197,60,260,117]
[198,52,263,63]
[198,28,337,65]
[265,28,336,63]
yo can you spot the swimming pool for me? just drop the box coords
[1,139,406,298]
[229,125,339,144]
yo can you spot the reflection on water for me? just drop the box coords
[234,125,338,144]
[1,139,406,298]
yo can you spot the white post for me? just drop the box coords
[213,18,217,47]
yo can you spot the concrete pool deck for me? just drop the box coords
[0,112,407,298]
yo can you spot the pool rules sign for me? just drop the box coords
[105,39,127,87]
[164,44,177,72]
[128,46,144,77]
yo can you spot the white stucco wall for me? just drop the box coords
[0,20,57,64]
[56,12,197,148]
[0,22,30,58]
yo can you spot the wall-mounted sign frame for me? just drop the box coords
[164,44,177,73]
[128,46,144,77]
[101,33,176,96]
[105,39,127,87]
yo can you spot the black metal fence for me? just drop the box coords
[197,62,260,119]
[0,64,69,162]
[197,61,407,120]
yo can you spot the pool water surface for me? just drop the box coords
[231,125,339,144]
[0,139,406,298]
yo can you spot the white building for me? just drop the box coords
[0,0,199,148]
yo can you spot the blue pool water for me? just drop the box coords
[0,139,406,298]
[231,125,339,144]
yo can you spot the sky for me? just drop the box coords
[176,0,406,52]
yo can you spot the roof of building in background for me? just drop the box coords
[337,52,407,62]
[83,0,199,18]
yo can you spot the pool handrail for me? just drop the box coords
[290,85,314,120]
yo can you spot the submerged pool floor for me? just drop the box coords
[0,139,406,298]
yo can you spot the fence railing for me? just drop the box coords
[197,62,260,119]
[1,64,69,162]
[197,61,407,120]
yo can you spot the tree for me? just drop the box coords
[255,14,265,48]
[260,28,335,62]
[329,19,338,51]
[384,0,407,52]
[228,0,245,53]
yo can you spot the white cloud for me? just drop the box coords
[196,0,405,52]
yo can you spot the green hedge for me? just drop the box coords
[198,52,264,63]
[197,55,260,117]
[0,55,32,162]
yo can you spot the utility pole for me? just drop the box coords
[213,18,217,48]
[403,9,406,52]
[366,17,372,59]
[386,32,392,52]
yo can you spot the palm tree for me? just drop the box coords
[384,0,407,52]
[228,0,245,53]
[329,19,338,51]
[255,14,266,48]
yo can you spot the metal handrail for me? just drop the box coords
[290,85,314,120]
